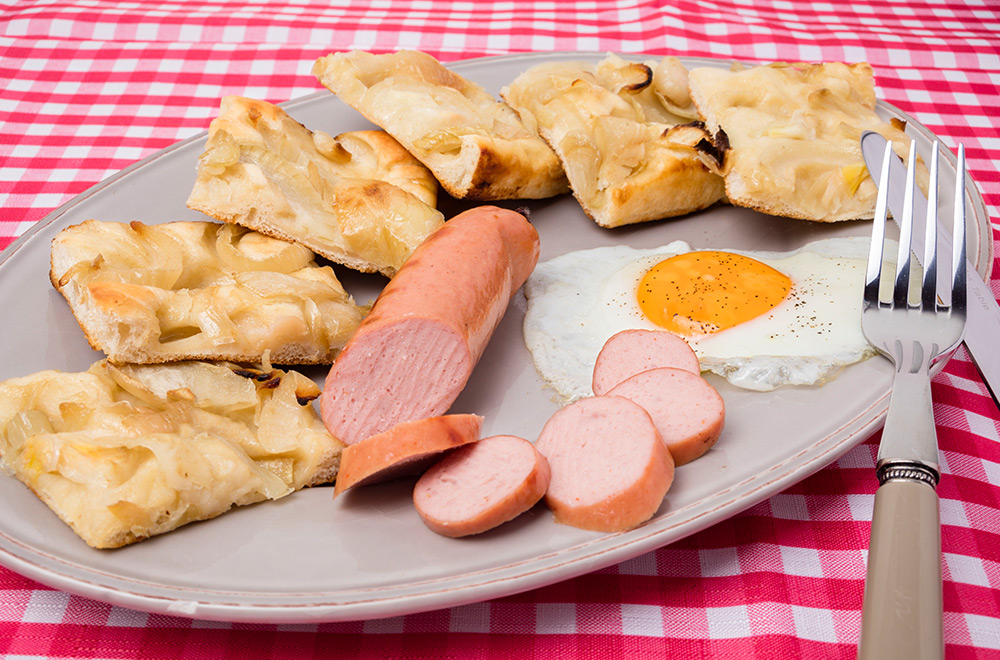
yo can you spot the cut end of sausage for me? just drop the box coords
[414,434,551,538]
[534,396,674,533]
[320,205,539,448]
[333,413,483,496]
[322,319,472,446]
[606,367,725,466]
[592,329,700,396]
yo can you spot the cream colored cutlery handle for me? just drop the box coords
[858,478,943,659]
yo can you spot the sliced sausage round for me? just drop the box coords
[534,395,674,532]
[413,434,551,538]
[321,206,539,446]
[592,328,700,396]
[333,414,483,496]
[606,367,724,466]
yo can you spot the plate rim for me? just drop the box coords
[0,50,991,623]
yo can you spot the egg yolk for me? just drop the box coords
[637,251,792,336]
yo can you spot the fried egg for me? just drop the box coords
[522,237,878,400]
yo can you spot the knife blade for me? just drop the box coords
[861,130,1000,410]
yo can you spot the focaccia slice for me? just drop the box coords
[687,62,926,222]
[501,54,725,228]
[312,50,569,201]
[50,219,365,365]
[0,360,342,548]
[187,96,445,276]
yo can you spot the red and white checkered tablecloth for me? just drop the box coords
[2,1,1000,658]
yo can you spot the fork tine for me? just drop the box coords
[893,144,918,308]
[952,143,967,311]
[865,140,894,307]
[921,144,939,310]
[858,137,970,660]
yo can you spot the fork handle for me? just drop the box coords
[858,476,943,659]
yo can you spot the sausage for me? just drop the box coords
[606,367,724,466]
[534,396,674,532]
[592,329,700,396]
[333,414,483,495]
[413,434,550,537]
[321,206,540,446]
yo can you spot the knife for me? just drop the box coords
[861,131,1000,409]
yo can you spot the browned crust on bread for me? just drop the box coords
[0,361,342,548]
[687,61,925,222]
[529,125,723,229]
[186,96,444,276]
[501,56,725,228]
[312,50,569,201]
[50,219,365,365]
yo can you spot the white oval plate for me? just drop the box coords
[0,53,990,623]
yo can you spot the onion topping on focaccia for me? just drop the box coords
[688,61,927,222]
[312,50,569,201]
[50,219,365,365]
[0,360,342,549]
[501,54,724,228]
[187,96,445,276]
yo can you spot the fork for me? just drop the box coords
[857,139,967,659]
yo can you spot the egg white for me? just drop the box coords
[522,237,879,401]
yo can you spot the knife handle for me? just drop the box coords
[858,476,943,660]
